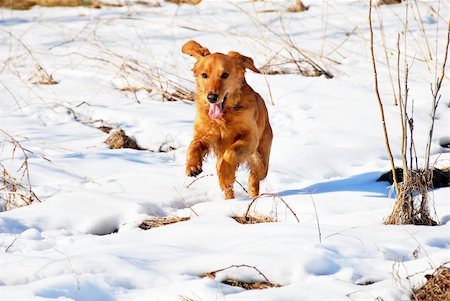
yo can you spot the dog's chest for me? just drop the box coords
[206,122,240,152]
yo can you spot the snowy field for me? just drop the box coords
[0,0,449,300]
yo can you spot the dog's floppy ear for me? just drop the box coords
[227,51,260,73]
[182,40,210,60]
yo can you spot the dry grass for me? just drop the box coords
[119,86,153,94]
[232,215,274,224]
[0,0,129,10]
[219,279,280,290]
[1,164,40,211]
[259,58,326,77]
[29,66,59,85]
[0,130,40,211]
[287,0,309,13]
[165,0,201,5]
[0,0,100,10]
[139,216,190,230]
[384,169,438,226]
[104,129,141,150]
[412,266,450,301]
[205,264,281,290]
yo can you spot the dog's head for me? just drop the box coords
[182,40,260,120]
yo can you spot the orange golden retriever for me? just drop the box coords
[182,40,273,199]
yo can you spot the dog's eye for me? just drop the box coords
[202,73,208,79]
[221,72,229,79]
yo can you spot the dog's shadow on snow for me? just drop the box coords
[278,172,391,198]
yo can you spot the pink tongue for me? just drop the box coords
[208,103,223,120]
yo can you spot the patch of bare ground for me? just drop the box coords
[205,265,281,290]
[412,266,450,301]
[377,0,402,7]
[98,126,113,134]
[139,216,190,230]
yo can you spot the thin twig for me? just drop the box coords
[309,193,322,244]
[245,193,300,222]
[207,264,273,285]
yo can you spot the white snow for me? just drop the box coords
[0,0,449,300]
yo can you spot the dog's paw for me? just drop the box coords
[186,164,203,177]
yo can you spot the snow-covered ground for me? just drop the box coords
[0,0,449,300]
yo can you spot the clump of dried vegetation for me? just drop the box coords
[369,0,449,225]
[104,129,141,150]
[0,131,40,211]
[287,0,308,13]
[0,0,104,10]
[165,0,201,5]
[412,265,450,301]
[205,264,281,290]
[139,216,190,230]
[232,215,274,225]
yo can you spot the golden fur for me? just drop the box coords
[182,40,273,199]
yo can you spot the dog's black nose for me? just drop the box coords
[207,93,219,103]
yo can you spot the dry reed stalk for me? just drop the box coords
[368,0,399,192]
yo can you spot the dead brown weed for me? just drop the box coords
[0,0,102,9]
[165,0,201,5]
[104,129,141,150]
[139,216,190,230]
[412,266,450,301]
[205,264,281,290]
[232,215,274,224]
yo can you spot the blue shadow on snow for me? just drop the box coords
[278,172,391,198]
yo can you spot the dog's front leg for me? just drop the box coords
[186,139,208,177]
[217,134,257,199]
